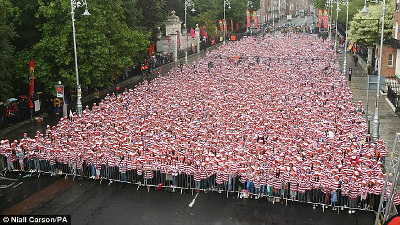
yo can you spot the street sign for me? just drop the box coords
[368,75,386,90]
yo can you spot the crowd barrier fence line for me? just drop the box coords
[0,154,381,214]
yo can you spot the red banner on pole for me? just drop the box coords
[190,28,195,38]
[28,60,35,109]
[148,43,155,58]
[219,20,223,31]
[253,11,258,28]
[236,22,240,31]
[323,16,329,28]
[201,25,208,39]
[318,9,322,28]
[223,19,227,34]
[178,32,181,47]
[231,19,234,32]
[246,10,250,28]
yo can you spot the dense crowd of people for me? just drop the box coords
[1,34,398,212]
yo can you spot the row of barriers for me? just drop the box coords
[0,154,387,215]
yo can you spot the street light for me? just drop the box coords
[326,0,333,39]
[334,0,340,51]
[247,1,253,33]
[184,0,195,63]
[362,0,385,145]
[343,0,349,80]
[354,17,380,127]
[361,0,369,16]
[71,0,90,117]
[223,0,231,45]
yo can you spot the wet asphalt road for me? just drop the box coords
[0,172,374,225]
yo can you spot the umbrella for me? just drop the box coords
[4,98,17,105]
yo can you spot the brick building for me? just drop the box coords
[376,0,400,78]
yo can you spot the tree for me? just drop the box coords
[337,0,365,26]
[0,0,18,101]
[312,0,365,28]
[16,0,150,95]
[348,0,394,46]
[311,0,327,12]
[10,0,43,51]
[136,0,167,44]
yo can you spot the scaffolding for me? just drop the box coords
[375,133,400,225]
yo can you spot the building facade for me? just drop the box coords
[376,0,400,78]
[258,0,311,24]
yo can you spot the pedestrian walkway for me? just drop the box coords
[337,48,400,168]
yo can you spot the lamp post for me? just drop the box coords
[355,17,380,128]
[343,0,349,80]
[272,0,275,28]
[71,0,90,116]
[360,0,385,144]
[223,0,231,44]
[184,0,195,63]
[328,0,333,39]
[247,1,253,33]
[334,0,340,51]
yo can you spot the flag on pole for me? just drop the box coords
[253,11,258,28]
[318,9,322,28]
[223,19,227,34]
[246,10,251,28]
[323,16,329,28]
[231,19,234,32]
[201,25,208,38]
[219,20,223,31]
[323,9,328,29]
[190,28,195,38]
[148,43,155,58]
[178,32,181,47]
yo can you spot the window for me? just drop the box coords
[388,53,393,67]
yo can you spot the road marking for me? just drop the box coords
[189,192,199,208]
[13,182,23,189]
[0,177,18,181]
[0,182,15,189]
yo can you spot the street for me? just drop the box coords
[2,31,399,225]
[1,173,375,225]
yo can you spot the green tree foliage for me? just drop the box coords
[312,0,326,11]
[348,0,394,46]
[337,0,365,26]
[314,0,365,27]
[182,0,258,40]
[0,0,266,100]
[136,0,166,43]
[18,0,150,94]
[11,0,43,51]
[0,0,18,101]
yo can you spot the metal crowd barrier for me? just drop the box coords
[0,154,381,214]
